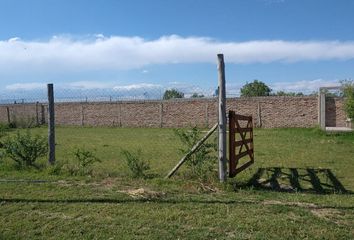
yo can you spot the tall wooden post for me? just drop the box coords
[217,54,227,182]
[47,84,55,164]
[6,106,11,125]
[319,88,326,130]
[35,102,39,126]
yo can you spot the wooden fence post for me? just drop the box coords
[118,102,122,127]
[159,102,163,128]
[47,84,55,164]
[81,103,85,126]
[217,54,227,182]
[41,104,45,124]
[6,106,11,125]
[257,102,262,128]
[205,102,209,127]
[319,89,326,129]
[35,102,39,126]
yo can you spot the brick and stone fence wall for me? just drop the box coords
[0,96,347,128]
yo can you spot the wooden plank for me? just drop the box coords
[229,111,236,178]
[234,160,254,175]
[235,138,252,147]
[235,127,252,133]
[234,114,252,121]
[235,118,252,156]
[235,149,253,160]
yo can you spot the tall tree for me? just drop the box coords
[341,80,354,119]
[240,80,272,97]
[274,91,304,96]
[191,93,204,98]
[163,89,184,100]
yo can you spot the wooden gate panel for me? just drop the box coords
[229,111,254,178]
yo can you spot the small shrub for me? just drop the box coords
[0,150,4,163]
[9,116,37,129]
[69,148,101,176]
[46,160,67,175]
[2,131,47,168]
[0,124,10,140]
[174,127,217,181]
[341,80,354,119]
[122,149,150,178]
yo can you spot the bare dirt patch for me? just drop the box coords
[119,188,165,199]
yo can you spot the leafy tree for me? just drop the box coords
[274,91,304,96]
[163,89,184,100]
[341,80,354,119]
[240,80,272,97]
[320,88,342,97]
[191,93,205,98]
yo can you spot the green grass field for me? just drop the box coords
[0,127,353,239]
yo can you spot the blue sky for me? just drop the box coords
[1,0,354,97]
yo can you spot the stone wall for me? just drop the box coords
[0,96,347,128]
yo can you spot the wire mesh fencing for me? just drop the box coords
[0,84,232,104]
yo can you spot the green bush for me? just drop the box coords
[9,116,37,129]
[341,80,354,119]
[69,148,101,176]
[2,131,47,168]
[0,124,10,139]
[46,160,67,175]
[122,149,150,178]
[174,127,217,180]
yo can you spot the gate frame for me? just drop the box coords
[229,110,254,177]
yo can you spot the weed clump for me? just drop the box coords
[66,147,101,176]
[122,149,150,178]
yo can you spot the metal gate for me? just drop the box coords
[229,111,254,177]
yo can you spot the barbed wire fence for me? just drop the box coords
[0,83,224,131]
[0,82,344,134]
[0,83,333,105]
[0,84,228,104]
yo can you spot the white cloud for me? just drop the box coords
[225,79,341,96]
[5,82,46,91]
[270,79,340,93]
[66,81,114,89]
[113,83,162,91]
[8,37,21,43]
[1,35,354,73]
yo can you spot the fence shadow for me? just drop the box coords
[237,167,351,194]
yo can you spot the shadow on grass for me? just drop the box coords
[237,167,352,194]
